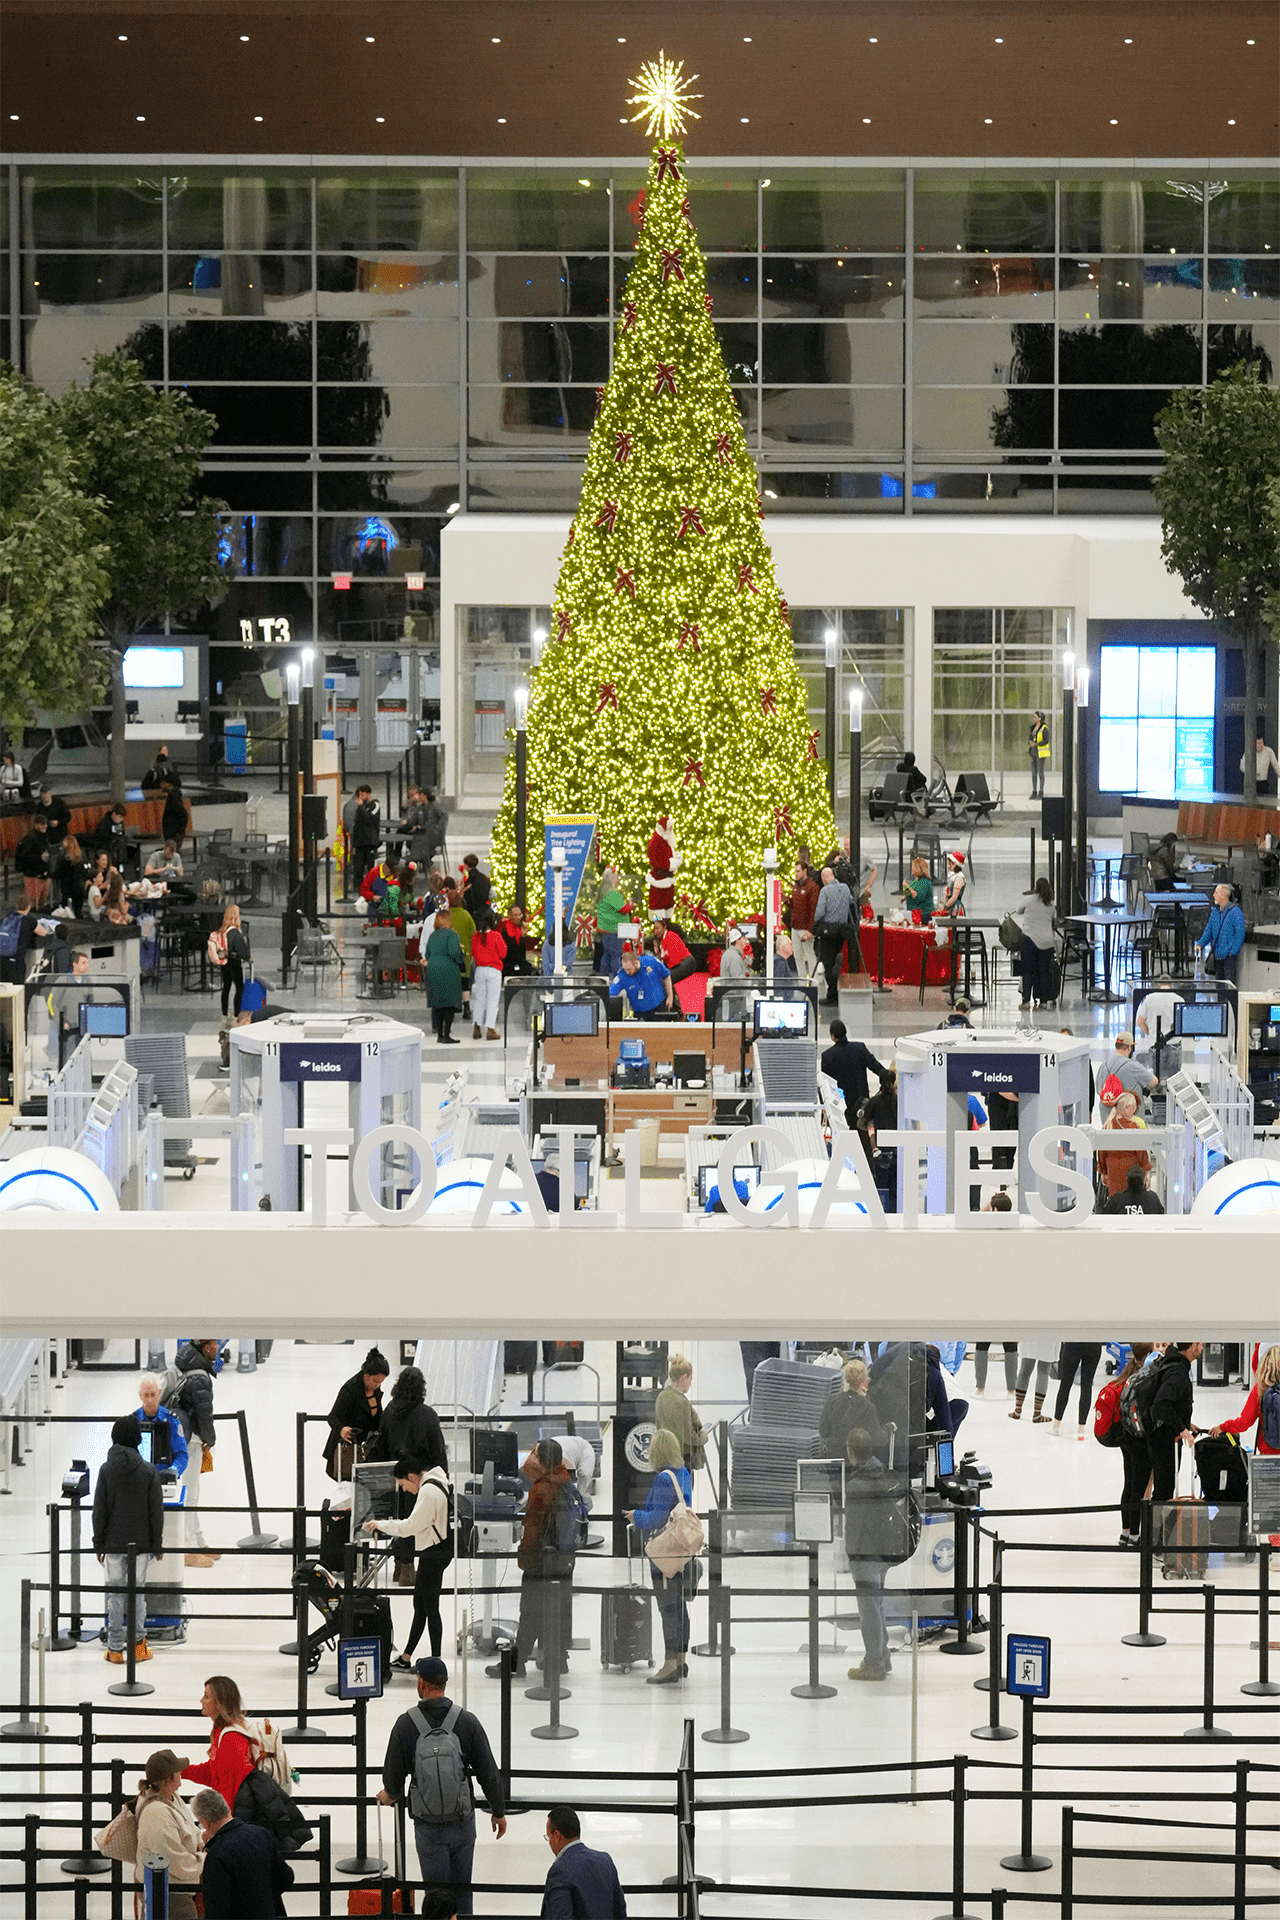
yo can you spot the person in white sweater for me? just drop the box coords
[134,1747,203,1917]
[364,1457,453,1672]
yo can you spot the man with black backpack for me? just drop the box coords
[487,1440,580,1682]
[377,1657,506,1916]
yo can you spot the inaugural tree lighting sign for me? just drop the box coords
[281,1120,1100,1232]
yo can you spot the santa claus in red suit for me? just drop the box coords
[645,815,680,921]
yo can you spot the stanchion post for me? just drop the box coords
[530,1578,578,1740]
[971,1575,1016,1741]
[318,1813,332,1918]
[66,1491,89,1646]
[335,1696,385,1874]
[791,1542,836,1699]
[877,914,885,988]
[932,1752,981,1920]
[500,1645,514,1807]
[107,1546,154,1698]
[702,1587,747,1743]
[694,1425,731,1658]
[280,1506,305,1657]
[24,1812,38,1918]
[1121,1500,1166,1647]
[61,1702,110,1874]
[284,1543,327,1741]
[109,1758,125,1920]
[1185,1585,1233,1741]
[941,1505,983,1656]
[998,1696,1051,1873]
[235,1409,278,1549]
[1233,1759,1248,1920]
[2,1578,48,1738]
[47,1502,68,1651]
[1243,1543,1279,1695]
[1061,1807,1074,1920]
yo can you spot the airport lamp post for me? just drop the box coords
[763,846,778,986]
[514,683,529,913]
[848,685,863,891]
[551,844,566,976]
[284,662,301,981]
[1061,648,1075,914]
[824,627,839,811]
[1074,667,1090,922]
[300,647,316,918]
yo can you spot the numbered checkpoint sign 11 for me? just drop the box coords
[338,1634,383,1701]
[1006,1633,1051,1699]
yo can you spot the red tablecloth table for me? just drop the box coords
[859,921,953,987]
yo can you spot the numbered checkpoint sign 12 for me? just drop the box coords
[338,1634,384,1701]
[1006,1632,1051,1699]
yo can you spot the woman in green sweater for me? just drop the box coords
[595,867,626,978]
[424,907,464,1045]
[903,854,934,920]
[655,1353,709,1472]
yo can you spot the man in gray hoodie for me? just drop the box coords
[92,1415,164,1662]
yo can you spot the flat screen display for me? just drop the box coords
[1174,1001,1229,1037]
[935,1436,955,1479]
[543,999,599,1037]
[79,1002,128,1037]
[123,646,185,689]
[1098,644,1216,797]
[697,1163,762,1206]
[753,998,809,1037]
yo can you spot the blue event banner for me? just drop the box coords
[544,816,595,929]
[279,1042,363,1083]
[945,1051,1041,1096]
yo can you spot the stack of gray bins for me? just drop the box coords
[124,1033,192,1165]
[730,1357,841,1510]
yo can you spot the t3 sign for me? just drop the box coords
[945,1052,1041,1096]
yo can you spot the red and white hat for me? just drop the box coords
[947,850,965,868]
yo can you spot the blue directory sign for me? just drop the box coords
[1006,1633,1051,1698]
[337,1636,383,1700]
[544,815,595,927]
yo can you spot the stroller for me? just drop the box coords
[290,1516,395,1674]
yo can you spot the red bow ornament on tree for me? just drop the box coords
[622,301,638,333]
[614,431,634,464]
[714,433,731,465]
[682,757,706,788]
[704,293,714,314]
[656,146,683,184]
[773,804,794,838]
[779,596,791,627]
[654,363,677,398]
[677,621,701,651]
[554,610,571,643]
[594,385,606,414]
[738,564,758,595]
[808,729,820,761]
[760,686,778,716]
[682,195,695,229]
[597,683,619,712]
[615,569,636,599]
[660,247,685,285]
[676,504,705,540]
[595,501,619,534]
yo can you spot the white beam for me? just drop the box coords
[2,1215,1274,1340]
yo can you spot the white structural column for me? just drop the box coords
[910,603,933,771]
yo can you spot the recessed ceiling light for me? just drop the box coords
[446,502,460,515]
[136,114,145,121]
[619,117,627,123]
[497,117,506,124]
[117,33,127,40]
[375,115,385,123]
[984,117,993,124]
[617,37,625,43]
[995,36,1003,43]
[578,177,591,186]
[491,35,500,42]
[1109,117,1118,124]
[1246,37,1254,43]
[743,35,752,42]
[862,117,871,125]
[869,35,877,42]
[253,114,263,122]
[9,113,18,120]
[240,33,249,41]
[1227,118,1236,125]
[365,35,375,42]
[741,116,749,123]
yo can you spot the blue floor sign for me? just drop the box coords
[338,1636,383,1700]
[1006,1633,1051,1699]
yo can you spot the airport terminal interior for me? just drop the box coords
[3,0,1280,1912]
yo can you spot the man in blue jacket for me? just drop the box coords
[135,1373,189,1477]
[1194,883,1246,985]
[541,1805,626,1918]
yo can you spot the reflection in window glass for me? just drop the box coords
[1058,257,1202,326]
[1208,257,1279,322]
[467,173,610,251]
[761,257,904,320]
[457,604,551,789]
[467,320,610,385]
[915,321,1053,385]
[218,514,314,578]
[168,319,312,381]
[1057,324,1202,386]
[681,172,760,250]
[468,387,596,447]
[166,173,313,252]
[471,254,611,318]
[27,170,164,249]
[319,515,442,577]
[317,468,459,514]
[702,257,759,318]
[183,386,313,447]
[25,315,150,388]
[169,255,314,318]
[1207,177,1280,255]
[761,387,903,451]
[317,319,458,385]
[913,257,1055,320]
[316,255,460,320]
[914,175,1055,254]
[319,387,458,451]
[916,389,1049,454]
[466,466,586,510]
[715,324,758,382]
[1057,389,1173,452]
[1059,176,1205,255]
[24,254,164,313]
[316,172,458,252]
[763,323,902,385]
[762,172,906,253]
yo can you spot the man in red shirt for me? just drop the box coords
[788,860,820,978]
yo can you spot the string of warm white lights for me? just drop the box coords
[489,102,837,932]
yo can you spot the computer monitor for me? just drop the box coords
[672,1050,706,1086]
[137,1427,153,1465]
[697,1163,762,1206]
[753,997,809,1038]
[543,999,599,1038]
[1173,1001,1229,1038]
[79,1002,128,1038]
[935,1436,955,1479]
[470,1427,519,1477]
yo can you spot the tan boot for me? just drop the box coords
[472,1023,482,1038]
[185,1552,217,1567]
[487,1028,500,1040]
[646,1656,681,1684]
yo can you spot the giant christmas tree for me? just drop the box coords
[489,57,836,930]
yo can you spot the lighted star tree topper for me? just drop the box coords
[489,62,836,932]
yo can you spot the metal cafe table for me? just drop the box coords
[1062,906,1152,1005]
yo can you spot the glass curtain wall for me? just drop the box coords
[932,607,1069,780]
[789,609,909,792]
[8,163,1276,583]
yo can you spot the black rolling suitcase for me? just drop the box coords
[601,1528,654,1671]
[542,1340,584,1366]
[504,1340,537,1375]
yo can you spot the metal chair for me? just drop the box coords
[296,918,345,989]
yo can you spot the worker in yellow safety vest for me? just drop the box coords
[1028,711,1050,799]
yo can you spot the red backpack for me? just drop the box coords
[1093,1375,1124,1448]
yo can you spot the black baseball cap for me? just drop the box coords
[415,1657,448,1685]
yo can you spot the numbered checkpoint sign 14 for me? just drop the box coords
[1006,1633,1051,1699]
[338,1634,384,1701]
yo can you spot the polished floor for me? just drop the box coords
[0,1338,1274,1918]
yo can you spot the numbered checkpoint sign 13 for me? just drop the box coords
[1006,1633,1051,1699]
[338,1634,384,1701]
